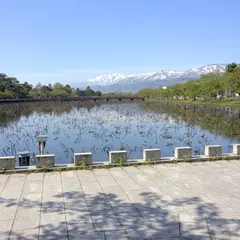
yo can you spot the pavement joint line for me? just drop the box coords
[151,165,192,194]
[109,168,148,224]
[0,174,10,196]
[38,172,45,240]
[76,170,96,233]
[121,166,183,231]
[92,169,127,239]
[8,174,27,239]
[60,171,69,240]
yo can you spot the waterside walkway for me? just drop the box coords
[1,161,240,239]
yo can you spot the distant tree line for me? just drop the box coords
[0,74,102,99]
[138,63,240,101]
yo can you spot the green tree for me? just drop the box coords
[95,91,102,96]
[226,63,238,73]
[227,66,240,95]
[64,84,72,94]
[53,82,64,89]
[51,89,69,97]
[85,86,95,96]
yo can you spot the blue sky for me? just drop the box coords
[1,0,239,85]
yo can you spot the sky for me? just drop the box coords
[1,0,240,85]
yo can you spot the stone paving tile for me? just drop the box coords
[67,221,95,238]
[61,171,82,191]
[70,231,105,240]
[118,215,146,230]
[130,172,149,182]
[25,173,44,181]
[3,162,240,239]
[116,178,141,191]
[39,212,67,239]
[0,220,12,239]
[1,188,23,199]
[96,175,118,188]
[153,164,170,171]
[0,207,18,221]
[9,228,39,240]
[207,218,240,240]
[77,170,97,183]
[126,224,180,239]
[93,168,111,177]
[109,168,130,179]
[123,166,142,175]
[12,216,39,231]
[61,180,81,192]
[125,189,149,204]
[15,207,40,219]
[179,214,206,223]
[22,181,43,194]
[138,165,162,177]
[181,222,210,240]
[105,230,128,240]
[81,181,102,194]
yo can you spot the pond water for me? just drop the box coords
[0,101,239,164]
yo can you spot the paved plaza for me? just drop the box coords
[1,161,240,239]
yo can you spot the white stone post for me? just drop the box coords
[205,145,222,157]
[109,150,127,164]
[233,144,240,155]
[74,152,92,166]
[143,148,161,161]
[0,156,15,170]
[37,135,48,155]
[174,147,192,159]
[36,154,54,168]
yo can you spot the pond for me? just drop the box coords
[0,101,239,164]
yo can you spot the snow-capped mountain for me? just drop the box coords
[88,73,125,85]
[181,64,226,79]
[89,70,184,85]
[86,64,226,92]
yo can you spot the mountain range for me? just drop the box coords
[76,64,227,93]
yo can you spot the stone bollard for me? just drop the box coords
[205,145,222,157]
[233,144,240,155]
[143,149,161,161]
[174,147,192,159]
[109,150,127,164]
[0,156,15,170]
[74,152,92,166]
[36,154,54,168]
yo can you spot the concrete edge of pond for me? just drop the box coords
[1,154,240,175]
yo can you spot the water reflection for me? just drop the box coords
[0,101,238,163]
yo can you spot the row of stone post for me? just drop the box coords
[0,144,240,170]
[74,144,240,165]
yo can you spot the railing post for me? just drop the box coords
[74,153,92,166]
[205,145,222,157]
[233,144,240,155]
[36,154,54,168]
[174,147,192,159]
[109,150,127,164]
[143,149,161,161]
[0,156,15,170]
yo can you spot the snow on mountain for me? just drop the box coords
[182,64,226,78]
[88,64,226,86]
[127,70,184,81]
[88,73,125,85]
